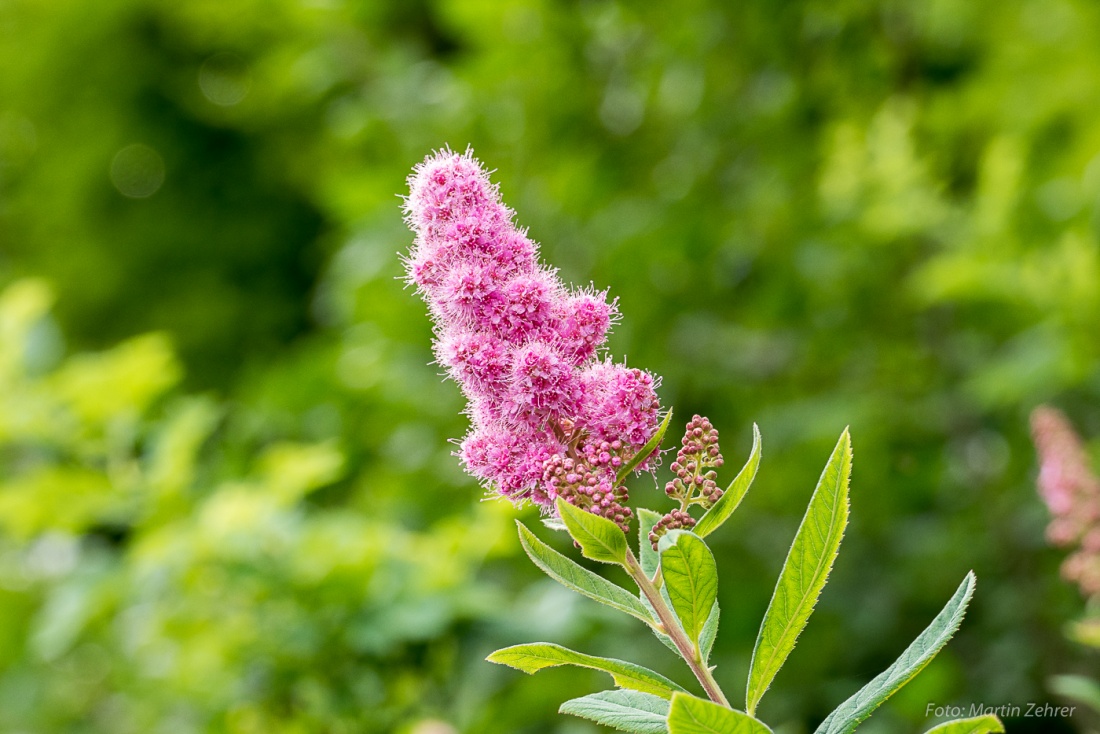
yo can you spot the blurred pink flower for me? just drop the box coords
[1031,406,1100,598]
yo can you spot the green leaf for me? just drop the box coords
[746,428,851,715]
[560,690,670,734]
[639,508,663,579]
[696,423,762,538]
[639,509,722,660]
[659,531,718,651]
[517,522,654,625]
[487,642,688,700]
[667,693,773,734]
[617,408,675,483]
[921,715,1004,734]
[813,572,977,734]
[557,497,629,565]
[699,600,720,664]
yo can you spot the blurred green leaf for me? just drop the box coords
[699,600,720,665]
[922,715,1004,734]
[638,508,663,580]
[637,510,681,655]
[1048,674,1100,715]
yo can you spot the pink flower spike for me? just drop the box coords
[403,149,663,516]
[405,149,509,239]
[1031,405,1100,600]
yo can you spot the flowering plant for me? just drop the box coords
[402,149,1001,734]
[1030,406,1100,714]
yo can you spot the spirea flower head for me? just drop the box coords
[403,148,662,519]
[1031,405,1100,598]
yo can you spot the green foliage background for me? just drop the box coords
[0,0,1097,731]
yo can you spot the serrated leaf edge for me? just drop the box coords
[746,428,851,715]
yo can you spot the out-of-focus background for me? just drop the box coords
[1,0,1098,732]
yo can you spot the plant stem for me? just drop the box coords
[624,547,731,708]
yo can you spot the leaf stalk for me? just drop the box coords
[624,547,730,708]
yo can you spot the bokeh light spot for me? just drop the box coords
[198,53,251,107]
[109,144,165,199]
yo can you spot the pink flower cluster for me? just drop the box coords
[403,149,661,516]
[1031,406,1100,597]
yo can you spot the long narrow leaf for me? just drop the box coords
[696,423,762,538]
[813,572,977,734]
[488,642,687,699]
[667,693,773,734]
[922,715,1004,734]
[560,690,670,734]
[746,429,851,715]
[517,522,654,625]
[617,409,675,483]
